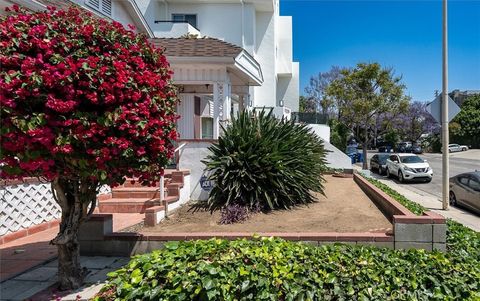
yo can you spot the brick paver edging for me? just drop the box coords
[353,174,445,223]
[0,219,59,245]
[353,173,446,251]
[104,231,393,242]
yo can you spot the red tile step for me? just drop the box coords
[111,187,160,199]
[98,196,179,213]
[98,171,186,214]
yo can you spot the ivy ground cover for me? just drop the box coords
[96,230,479,301]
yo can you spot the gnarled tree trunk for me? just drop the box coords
[51,178,97,290]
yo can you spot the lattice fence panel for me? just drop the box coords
[98,185,111,195]
[1,183,112,236]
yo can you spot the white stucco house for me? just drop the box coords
[136,0,301,199]
[1,0,301,200]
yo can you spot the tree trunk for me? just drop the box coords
[51,178,97,290]
[363,126,369,170]
[57,238,84,289]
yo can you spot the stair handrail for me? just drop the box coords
[174,142,187,171]
[160,142,188,215]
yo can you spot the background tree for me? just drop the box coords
[326,63,409,169]
[449,94,480,148]
[0,6,178,289]
[305,66,342,116]
[396,101,439,142]
[299,95,316,113]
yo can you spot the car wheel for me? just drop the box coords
[398,171,404,183]
[379,167,385,175]
[425,178,432,183]
[449,191,457,206]
[462,147,467,151]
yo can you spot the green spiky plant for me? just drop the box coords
[202,109,327,221]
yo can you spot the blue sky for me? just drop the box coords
[280,0,480,102]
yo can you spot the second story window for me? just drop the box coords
[172,14,197,29]
[86,0,112,16]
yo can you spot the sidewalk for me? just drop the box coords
[355,166,480,232]
[0,213,144,300]
[1,256,129,301]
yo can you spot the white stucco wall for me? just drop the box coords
[178,142,214,201]
[113,1,138,30]
[306,124,331,143]
[277,62,299,112]
[254,11,276,108]
[276,16,292,75]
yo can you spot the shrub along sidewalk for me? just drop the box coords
[94,177,480,301]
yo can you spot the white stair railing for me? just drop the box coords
[160,142,187,217]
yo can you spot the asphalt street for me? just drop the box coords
[367,149,480,199]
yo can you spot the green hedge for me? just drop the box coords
[361,176,426,215]
[96,236,480,301]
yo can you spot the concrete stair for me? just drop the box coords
[98,171,186,214]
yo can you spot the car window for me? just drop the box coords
[469,179,480,192]
[389,155,398,162]
[378,155,389,164]
[372,155,377,160]
[459,177,469,185]
[400,156,424,164]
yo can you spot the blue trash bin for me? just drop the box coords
[357,153,363,163]
[348,154,356,164]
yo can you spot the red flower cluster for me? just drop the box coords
[0,6,179,186]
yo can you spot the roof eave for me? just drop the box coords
[124,0,154,38]
[234,50,263,85]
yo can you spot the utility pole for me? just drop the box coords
[442,0,449,210]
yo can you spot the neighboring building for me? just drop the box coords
[449,89,480,107]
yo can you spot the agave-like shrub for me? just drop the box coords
[202,109,327,218]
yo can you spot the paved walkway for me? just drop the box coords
[1,256,129,301]
[0,213,143,299]
[0,227,58,282]
[355,167,480,231]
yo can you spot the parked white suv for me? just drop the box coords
[386,153,433,183]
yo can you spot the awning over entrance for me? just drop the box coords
[150,37,263,86]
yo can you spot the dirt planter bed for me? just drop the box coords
[78,174,446,256]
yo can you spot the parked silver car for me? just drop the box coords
[442,143,469,153]
[449,172,480,215]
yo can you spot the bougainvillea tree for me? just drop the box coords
[0,6,178,289]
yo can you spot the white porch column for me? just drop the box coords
[213,82,223,139]
[239,95,245,111]
[223,82,232,121]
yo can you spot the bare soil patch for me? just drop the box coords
[141,177,392,233]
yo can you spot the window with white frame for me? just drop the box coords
[172,14,197,28]
[201,117,213,139]
[86,0,112,16]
